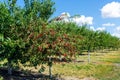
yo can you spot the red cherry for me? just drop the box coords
[38,46,42,52]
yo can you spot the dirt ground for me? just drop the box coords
[0,68,97,80]
[0,67,58,80]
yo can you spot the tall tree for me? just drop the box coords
[24,0,55,22]
[0,0,55,75]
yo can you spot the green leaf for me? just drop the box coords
[0,34,4,42]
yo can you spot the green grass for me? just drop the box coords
[0,49,120,80]
[0,76,3,80]
[102,58,120,63]
[100,52,120,63]
[42,49,120,80]
[48,62,120,79]
[77,50,120,63]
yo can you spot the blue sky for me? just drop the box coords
[1,0,120,37]
[52,0,120,37]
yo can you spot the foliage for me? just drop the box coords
[0,76,3,80]
[24,0,55,22]
[49,22,120,52]
[22,24,78,67]
[0,0,120,76]
[0,0,55,74]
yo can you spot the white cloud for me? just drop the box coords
[96,27,106,31]
[101,2,120,18]
[116,26,120,32]
[71,15,93,26]
[63,18,70,22]
[58,12,93,26]
[112,33,120,38]
[60,12,71,18]
[102,23,115,27]
[89,26,106,31]
[90,26,95,31]
[112,26,120,38]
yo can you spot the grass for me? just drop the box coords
[45,62,120,80]
[42,49,120,80]
[100,51,120,63]
[0,76,3,80]
[0,49,120,80]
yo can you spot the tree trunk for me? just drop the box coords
[8,62,12,75]
[88,50,90,63]
[49,57,52,79]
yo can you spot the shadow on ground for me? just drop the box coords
[0,67,60,80]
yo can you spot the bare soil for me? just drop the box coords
[0,67,58,80]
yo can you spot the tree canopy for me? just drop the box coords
[0,0,120,76]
